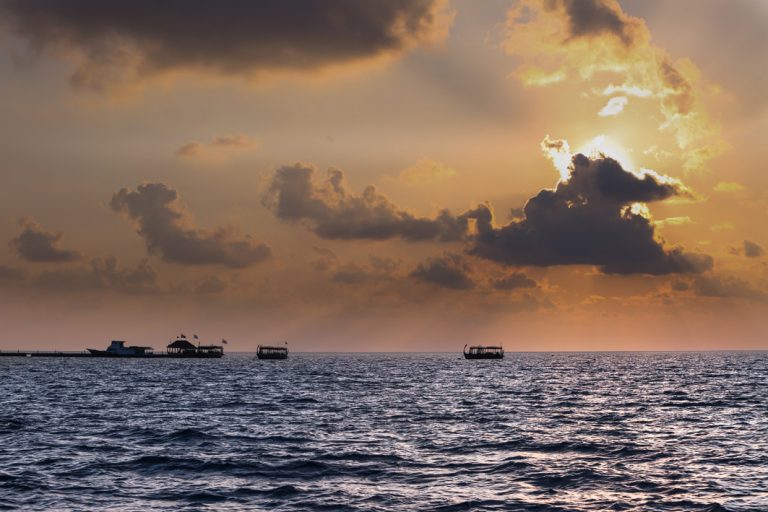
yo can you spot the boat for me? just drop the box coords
[256,344,288,360]
[87,340,154,357]
[463,344,504,359]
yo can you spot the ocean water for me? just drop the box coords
[1,352,767,511]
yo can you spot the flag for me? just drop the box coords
[221,339,228,345]
[193,334,199,340]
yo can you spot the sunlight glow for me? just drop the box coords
[541,135,572,181]
[576,135,635,171]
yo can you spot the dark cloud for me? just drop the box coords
[670,279,690,292]
[493,272,537,291]
[466,154,712,275]
[1,0,450,89]
[743,240,764,258]
[692,275,766,302]
[110,183,271,268]
[8,218,82,263]
[34,257,159,294]
[549,0,638,45]
[548,0,634,44]
[265,163,476,242]
[411,252,474,290]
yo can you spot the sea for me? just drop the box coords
[1,352,767,511]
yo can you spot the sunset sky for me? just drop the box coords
[1,0,766,351]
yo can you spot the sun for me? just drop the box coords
[576,135,635,171]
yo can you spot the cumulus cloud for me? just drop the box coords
[493,272,537,291]
[8,218,82,263]
[465,152,712,275]
[743,240,764,258]
[176,133,255,158]
[505,0,723,170]
[264,163,478,241]
[1,0,452,90]
[110,183,271,267]
[410,252,474,290]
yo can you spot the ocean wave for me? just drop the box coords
[1,352,767,511]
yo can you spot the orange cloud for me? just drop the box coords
[505,0,725,171]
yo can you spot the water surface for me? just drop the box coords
[1,352,767,511]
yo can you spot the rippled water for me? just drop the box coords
[1,352,767,511]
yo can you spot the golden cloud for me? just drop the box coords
[505,0,725,171]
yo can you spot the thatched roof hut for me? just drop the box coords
[167,339,196,353]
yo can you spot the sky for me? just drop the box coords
[0,0,766,351]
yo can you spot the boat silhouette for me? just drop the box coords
[463,344,504,359]
[256,343,288,360]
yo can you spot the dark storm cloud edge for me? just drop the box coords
[554,0,638,45]
[0,0,449,88]
[265,155,712,276]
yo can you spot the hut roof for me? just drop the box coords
[167,339,196,350]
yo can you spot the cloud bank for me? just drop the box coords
[1,0,452,89]
[110,183,271,267]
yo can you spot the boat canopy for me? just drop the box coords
[465,345,504,354]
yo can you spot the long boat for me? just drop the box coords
[463,344,504,359]
[256,344,288,360]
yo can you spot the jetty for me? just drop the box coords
[0,335,224,358]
